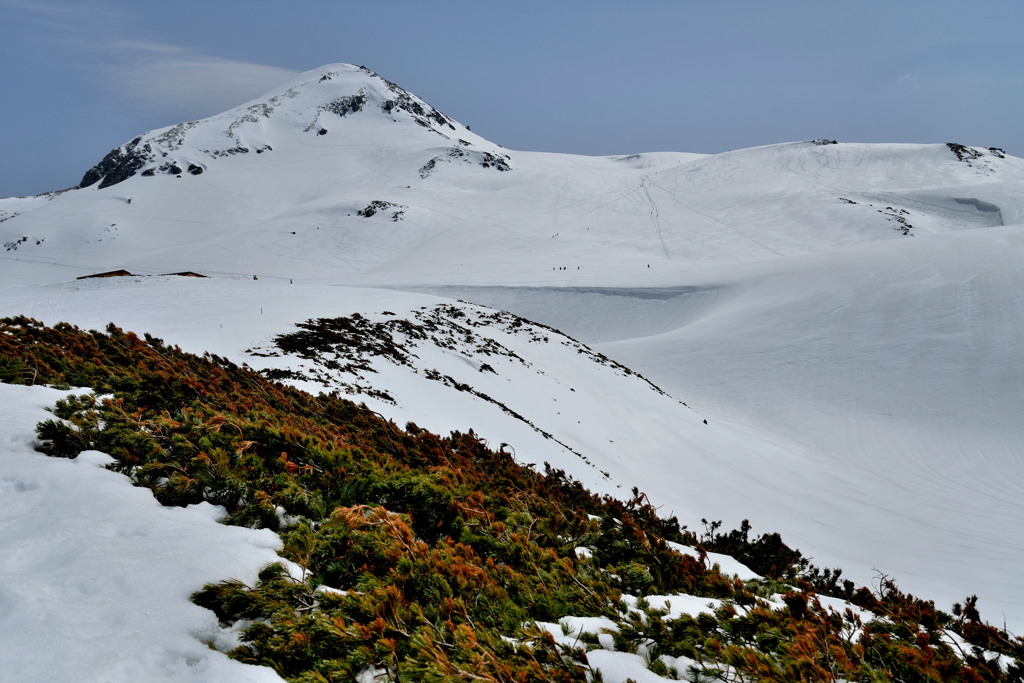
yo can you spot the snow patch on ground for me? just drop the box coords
[0,383,285,682]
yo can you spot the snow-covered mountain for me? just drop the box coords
[4,64,1020,288]
[2,60,1023,658]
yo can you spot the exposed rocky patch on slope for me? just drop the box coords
[246,303,676,475]
[419,147,512,177]
[249,303,666,399]
[945,142,1005,175]
[79,136,150,189]
[356,200,407,220]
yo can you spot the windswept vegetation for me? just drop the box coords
[2,315,1021,681]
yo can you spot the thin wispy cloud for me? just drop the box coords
[97,40,299,121]
[897,73,919,92]
[1,0,125,38]
[5,1,297,124]
[0,0,93,18]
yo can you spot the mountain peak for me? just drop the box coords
[78,63,476,189]
[295,63,459,133]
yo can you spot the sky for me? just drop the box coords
[2,0,1022,197]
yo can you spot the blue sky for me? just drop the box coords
[2,0,1022,197]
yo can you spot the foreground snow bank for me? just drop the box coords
[0,383,285,682]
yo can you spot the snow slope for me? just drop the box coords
[2,62,1023,637]
[0,277,804,521]
[433,226,1024,626]
[0,384,285,682]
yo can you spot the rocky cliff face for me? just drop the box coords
[79,136,150,189]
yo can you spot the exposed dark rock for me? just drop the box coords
[79,137,152,189]
[946,142,984,163]
[420,148,512,178]
[324,92,368,117]
[357,200,406,221]
[810,139,838,146]
[418,158,439,178]
[878,206,914,236]
[187,164,204,176]
[358,200,388,217]
[378,75,457,131]
[480,152,511,171]
[4,235,29,252]
[204,146,251,158]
